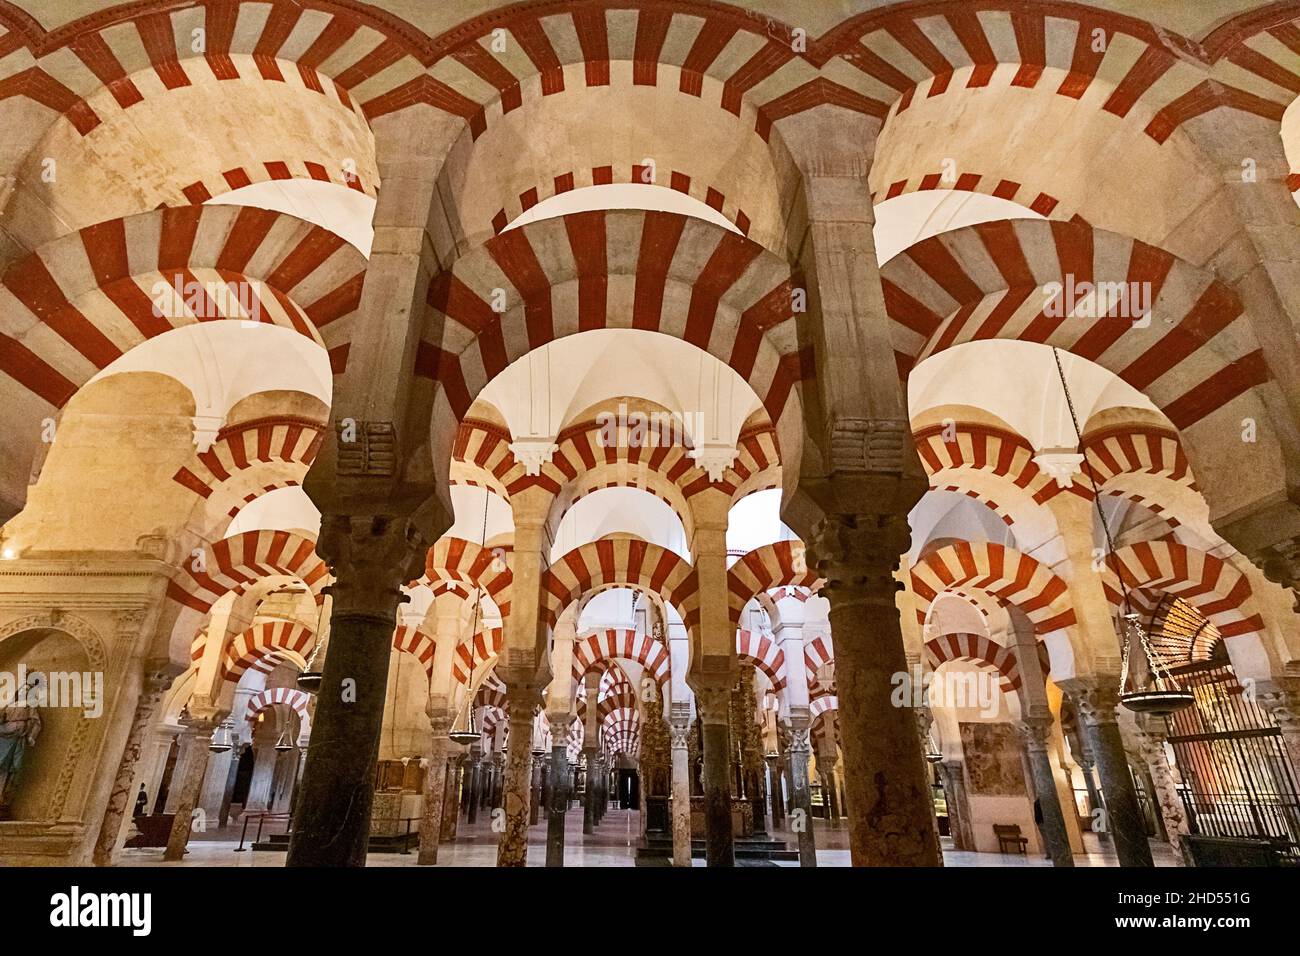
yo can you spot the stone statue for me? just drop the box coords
[0,683,42,819]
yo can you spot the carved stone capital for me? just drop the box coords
[317,513,426,618]
[809,511,909,607]
[693,682,732,725]
[1017,716,1053,751]
[1067,680,1123,728]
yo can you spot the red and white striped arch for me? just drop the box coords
[167,529,329,613]
[490,164,755,239]
[803,633,833,691]
[392,624,437,680]
[424,537,513,617]
[0,3,412,135]
[913,421,1079,511]
[541,538,699,630]
[924,632,1021,693]
[172,415,325,525]
[833,6,1274,145]
[911,540,1076,635]
[245,686,311,723]
[881,219,1267,435]
[736,629,786,692]
[726,540,820,626]
[451,416,781,538]
[875,170,1075,221]
[571,629,671,688]
[1103,540,1264,640]
[0,3,1284,156]
[1082,423,1201,521]
[0,205,366,411]
[223,619,316,682]
[415,209,809,474]
[454,627,504,685]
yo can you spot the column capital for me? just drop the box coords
[317,513,426,618]
[1064,679,1123,728]
[692,680,732,725]
[1017,716,1054,751]
[809,510,910,608]
[546,714,571,747]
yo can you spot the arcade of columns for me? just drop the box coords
[1,0,1300,869]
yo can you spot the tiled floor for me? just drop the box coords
[118,809,1177,867]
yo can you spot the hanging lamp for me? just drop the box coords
[1050,348,1193,716]
[274,730,293,753]
[209,719,234,754]
[296,601,328,694]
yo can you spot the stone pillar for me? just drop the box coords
[287,514,424,867]
[417,714,450,865]
[497,690,538,866]
[441,753,461,840]
[938,760,972,851]
[270,747,299,815]
[244,743,279,812]
[786,714,818,867]
[669,703,692,867]
[1020,717,1075,866]
[1136,721,1187,863]
[768,756,784,826]
[465,748,482,825]
[819,750,841,823]
[492,753,505,810]
[93,663,175,866]
[583,748,599,834]
[1075,685,1154,867]
[546,718,570,867]
[694,681,735,867]
[812,512,941,866]
[163,714,220,861]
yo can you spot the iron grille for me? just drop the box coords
[1164,661,1300,859]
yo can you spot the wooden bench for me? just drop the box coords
[993,824,1029,854]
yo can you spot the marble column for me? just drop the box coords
[786,714,818,867]
[767,757,784,826]
[492,753,505,809]
[583,748,599,834]
[669,704,692,867]
[1020,717,1075,866]
[812,512,941,866]
[417,715,450,865]
[287,514,424,867]
[1075,685,1153,867]
[269,748,298,815]
[243,743,279,811]
[466,746,483,825]
[1136,721,1187,863]
[695,681,735,867]
[497,690,538,866]
[163,714,220,861]
[938,760,972,851]
[820,756,841,823]
[92,662,174,866]
[546,720,570,867]
[441,754,462,841]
